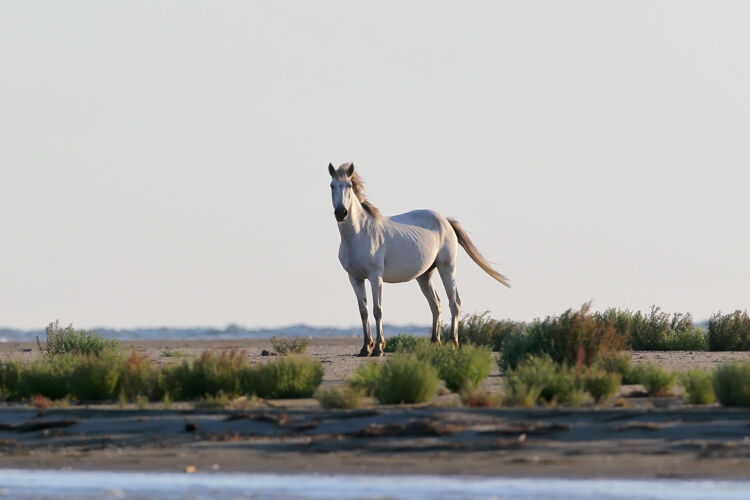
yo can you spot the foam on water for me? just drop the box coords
[0,470,748,500]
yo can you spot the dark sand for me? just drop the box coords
[1,338,749,478]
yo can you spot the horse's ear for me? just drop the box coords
[328,163,335,177]
[346,163,355,177]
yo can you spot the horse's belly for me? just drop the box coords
[382,252,434,283]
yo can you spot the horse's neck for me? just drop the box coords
[338,201,380,245]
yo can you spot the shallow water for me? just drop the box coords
[0,470,748,500]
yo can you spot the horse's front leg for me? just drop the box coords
[369,274,385,357]
[349,275,374,356]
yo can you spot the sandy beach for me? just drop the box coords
[1,337,750,478]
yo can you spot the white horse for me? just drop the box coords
[329,162,510,356]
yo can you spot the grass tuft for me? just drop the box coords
[583,369,621,403]
[270,337,310,355]
[629,363,677,396]
[384,334,429,353]
[712,362,750,407]
[680,369,715,404]
[315,385,365,409]
[348,361,384,396]
[251,355,323,398]
[373,354,439,404]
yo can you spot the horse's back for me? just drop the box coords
[380,210,457,282]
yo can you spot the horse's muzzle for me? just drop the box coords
[334,207,348,222]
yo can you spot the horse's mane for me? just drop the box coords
[343,163,381,220]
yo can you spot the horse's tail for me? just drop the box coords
[447,218,511,288]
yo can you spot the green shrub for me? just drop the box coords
[596,308,636,343]
[270,336,310,355]
[315,385,365,409]
[430,344,493,392]
[17,357,73,399]
[118,351,165,400]
[0,361,23,399]
[708,311,750,351]
[595,353,634,383]
[445,312,520,351]
[164,350,250,399]
[37,320,119,357]
[500,303,623,370]
[629,363,676,395]
[713,362,750,407]
[680,369,715,404]
[348,361,384,396]
[502,371,543,407]
[251,355,323,398]
[664,327,708,351]
[629,307,694,351]
[68,351,122,400]
[384,334,429,353]
[507,355,583,406]
[583,369,621,403]
[373,354,439,404]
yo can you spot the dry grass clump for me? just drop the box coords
[713,362,750,407]
[708,310,750,351]
[461,388,503,407]
[270,337,310,355]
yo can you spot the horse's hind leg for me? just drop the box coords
[349,275,374,356]
[438,264,462,348]
[417,269,442,345]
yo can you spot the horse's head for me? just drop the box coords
[328,162,355,222]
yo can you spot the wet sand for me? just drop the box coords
[1,338,749,478]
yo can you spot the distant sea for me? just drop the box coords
[0,324,429,343]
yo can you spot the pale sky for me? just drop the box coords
[1,1,749,330]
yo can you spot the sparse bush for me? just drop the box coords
[500,303,623,370]
[315,385,365,409]
[446,312,521,351]
[37,320,119,358]
[430,344,493,392]
[629,307,694,351]
[118,351,165,401]
[680,369,715,404]
[251,355,323,398]
[348,361,384,396]
[270,337,310,355]
[629,363,676,396]
[164,350,250,399]
[708,311,750,351]
[506,355,583,406]
[373,354,439,404]
[596,308,636,343]
[384,334,429,353]
[713,362,750,407]
[583,369,621,403]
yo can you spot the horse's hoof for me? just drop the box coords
[357,348,371,357]
[370,348,384,357]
